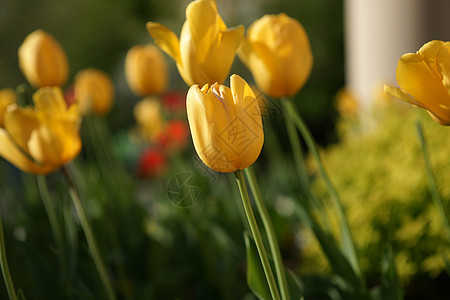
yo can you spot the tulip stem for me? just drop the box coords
[245,167,290,300]
[282,98,362,280]
[234,170,280,300]
[0,215,18,300]
[37,175,67,280]
[416,122,450,244]
[62,165,116,300]
[281,99,312,194]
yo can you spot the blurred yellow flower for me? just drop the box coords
[133,97,165,143]
[335,88,359,118]
[74,68,115,115]
[146,0,244,86]
[0,89,16,127]
[187,74,264,173]
[125,44,168,96]
[384,40,450,125]
[0,87,81,174]
[239,13,313,98]
[18,30,69,88]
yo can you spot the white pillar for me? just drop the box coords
[344,0,450,111]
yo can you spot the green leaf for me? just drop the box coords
[244,232,271,300]
[286,269,303,300]
[17,288,26,300]
[372,246,403,300]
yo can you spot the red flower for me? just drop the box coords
[162,91,186,115]
[137,148,167,178]
[157,120,190,153]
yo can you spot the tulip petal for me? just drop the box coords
[28,125,63,166]
[230,74,264,169]
[437,42,450,96]
[0,89,16,126]
[33,87,67,116]
[187,85,237,172]
[200,25,244,84]
[383,86,423,107]
[396,52,450,118]
[0,129,52,174]
[146,22,181,64]
[3,104,40,153]
[186,0,222,63]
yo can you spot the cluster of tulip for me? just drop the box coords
[145,1,314,299]
[124,44,190,178]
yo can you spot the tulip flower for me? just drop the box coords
[18,30,69,88]
[137,147,167,178]
[74,68,115,115]
[146,0,244,86]
[0,87,81,174]
[239,13,313,98]
[187,74,263,173]
[157,120,190,153]
[384,40,450,125]
[134,97,165,143]
[125,44,168,96]
[0,89,16,127]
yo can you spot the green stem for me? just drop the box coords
[281,100,312,193]
[282,98,362,279]
[234,170,280,300]
[245,167,290,300]
[416,122,450,244]
[62,166,116,300]
[0,215,18,300]
[281,99,331,231]
[37,175,67,279]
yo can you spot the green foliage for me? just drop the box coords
[304,102,450,284]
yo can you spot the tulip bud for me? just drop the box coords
[133,97,165,142]
[239,13,313,98]
[146,0,244,86]
[384,40,450,125]
[18,30,69,88]
[187,74,264,173]
[0,89,16,127]
[74,68,115,115]
[125,44,168,96]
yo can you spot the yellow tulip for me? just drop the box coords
[384,40,450,125]
[239,13,313,98]
[74,68,115,115]
[187,74,264,173]
[0,87,81,174]
[18,30,69,88]
[0,89,16,127]
[125,44,168,96]
[146,0,244,86]
[133,97,165,142]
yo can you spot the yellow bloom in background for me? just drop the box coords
[0,89,16,127]
[0,87,81,174]
[146,0,244,86]
[335,88,359,118]
[74,68,115,115]
[18,30,69,88]
[133,97,165,143]
[125,44,168,97]
[384,40,450,125]
[239,13,313,98]
[187,74,264,173]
